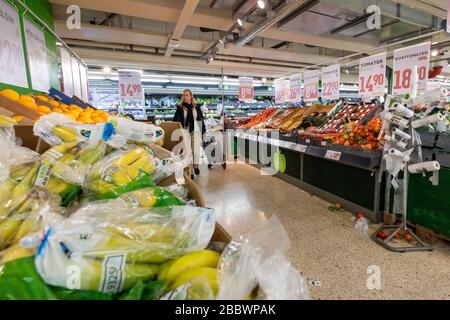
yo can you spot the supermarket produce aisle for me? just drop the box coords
[196,162,450,300]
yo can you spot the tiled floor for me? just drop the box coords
[196,161,450,300]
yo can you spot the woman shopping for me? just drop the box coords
[173,89,206,179]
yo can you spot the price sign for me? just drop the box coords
[274,78,289,103]
[304,70,320,102]
[359,52,386,98]
[325,150,342,161]
[24,19,50,92]
[393,42,430,95]
[321,64,340,100]
[295,144,307,153]
[0,0,28,88]
[289,74,302,102]
[119,70,144,101]
[239,77,254,102]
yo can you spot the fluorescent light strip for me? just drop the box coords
[171,80,221,85]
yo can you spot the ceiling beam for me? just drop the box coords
[55,21,340,65]
[50,0,377,52]
[390,0,447,19]
[165,0,200,57]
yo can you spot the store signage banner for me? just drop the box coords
[71,57,82,98]
[274,78,290,103]
[321,64,340,100]
[238,77,254,102]
[118,70,144,101]
[289,74,302,102]
[303,70,320,102]
[393,42,430,95]
[60,48,73,96]
[358,52,386,98]
[0,0,28,88]
[24,19,50,92]
[447,0,450,33]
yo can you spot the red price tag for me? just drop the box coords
[359,53,386,98]
[239,86,254,101]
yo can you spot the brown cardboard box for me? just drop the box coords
[159,121,185,152]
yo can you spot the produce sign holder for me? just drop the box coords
[0,95,41,120]
[48,87,86,109]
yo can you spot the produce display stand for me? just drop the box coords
[234,131,385,223]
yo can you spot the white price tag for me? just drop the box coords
[321,141,327,146]
[295,144,307,153]
[325,150,342,161]
[119,70,144,101]
[239,77,254,102]
[306,139,311,144]
[289,74,302,103]
[274,78,290,103]
[359,53,387,98]
[304,70,320,102]
[321,64,340,100]
[393,42,430,95]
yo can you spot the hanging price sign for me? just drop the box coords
[118,70,144,101]
[393,42,430,95]
[321,64,340,100]
[274,78,289,103]
[0,0,28,88]
[359,52,386,98]
[238,77,254,102]
[289,74,302,102]
[304,70,319,102]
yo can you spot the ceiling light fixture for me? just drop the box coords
[345,69,349,74]
[262,77,267,82]
[431,49,439,57]
[257,0,266,9]
[103,66,112,74]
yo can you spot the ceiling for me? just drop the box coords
[51,0,450,80]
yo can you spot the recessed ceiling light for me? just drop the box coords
[262,77,267,82]
[103,66,112,73]
[257,0,265,9]
[431,49,439,57]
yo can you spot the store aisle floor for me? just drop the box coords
[196,161,450,300]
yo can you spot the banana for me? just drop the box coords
[114,148,147,166]
[110,165,139,186]
[12,163,39,198]
[0,180,16,204]
[0,218,22,250]
[46,176,71,195]
[0,115,16,127]
[164,250,220,284]
[142,162,156,174]
[158,259,176,281]
[170,267,219,294]
[58,257,159,292]
[50,142,79,155]
[52,126,78,143]
[120,188,157,208]
[106,223,178,242]
[86,179,117,195]
[77,142,106,164]
[128,153,150,170]
[1,244,33,264]
[10,164,34,182]
[13,214,39,244]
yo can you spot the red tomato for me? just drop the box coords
[377,230,388,240]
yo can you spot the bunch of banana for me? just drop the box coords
[117,187,183,209]
[158,250,221,296]
[51,125,79,143]
[84,147,156,199]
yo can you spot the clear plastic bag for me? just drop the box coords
[108,117,165,148]
[153,156,189,186]
[33,204,215,294]
[83,145,157,200]
[33,113,86,146]
[217,216,310,300]
[0,187,63,264]
[163,184,189,201]
[161,277,215,300]
[355,217,369,239]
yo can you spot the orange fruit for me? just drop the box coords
[92,116,104,123]
[38,105,52,114]
[52,107,63,113]
[59,103,69,111]
[20,100,38,111]
[37,95,49,102]
[69,104,81,111]
[11,115,24,123]
[0,89,20,101]
[48,100,60,108]
[19,95,36,105]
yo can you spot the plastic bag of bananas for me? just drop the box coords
[33,113,87,146]
[0,187,63,265]
[30,204,215,294]
[83,145,158,200]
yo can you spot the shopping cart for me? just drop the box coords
[202,128,227,170]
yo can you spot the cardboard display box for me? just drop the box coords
[0,95,40,121]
